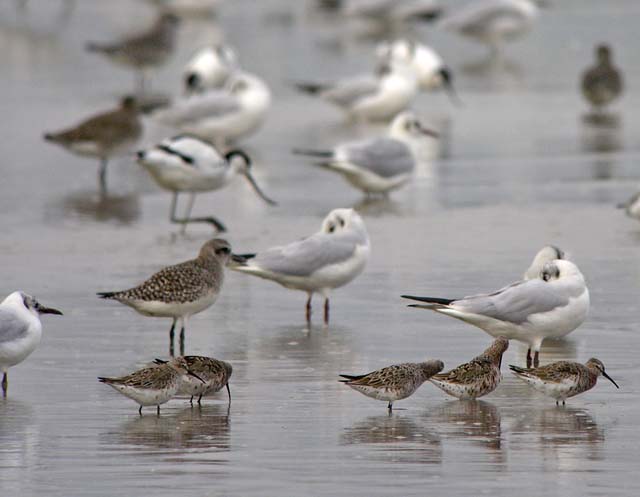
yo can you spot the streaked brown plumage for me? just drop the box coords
[97,239,238,356]
[340,359,444,410]
[581,44,623,109]
[510,357,619,405]
[86,13,180,92]
[43,97,142,195]
[430,336,509,400]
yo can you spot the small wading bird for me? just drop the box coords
[581,44,623,112]
[510,358,619,405]
[231,208,370,325]
[99,357,205,415]
[86,13,180,94]
[137,135,276,233]
[429,336,509,400]
[340,359,444,411]
[44,97,142,196]
[293,112,438,197]
[403,260,589,368]
[97,239,242,356]
[154,355,232,405]
[0,292,62,397]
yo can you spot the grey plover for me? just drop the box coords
[510,358,619,405]
[0,292,62,397]
[230,208,370,325]
[97,239,239,356]
[86,13,180,93]
[44,97,142,195]
[155,355,232,405]
[429,336,509,400]
[340,359,444,411]
[99,357,204,415]
[581,44,623,110]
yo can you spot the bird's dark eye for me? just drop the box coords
[216,247,231,255]
[338,218,345,227]
[328,224,335,233]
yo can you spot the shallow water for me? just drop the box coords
[1,1,639,496]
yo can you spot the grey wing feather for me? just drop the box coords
[0,310,29,344]
[453,279,569,324]
[440,0,521,31]
[155,93,240,125]
[342,138,414,177]
[324,77,380,108]
[252,232,359,277]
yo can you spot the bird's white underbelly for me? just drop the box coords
[128,292,218,318]
[108,382,179,406]
[0,329,42,370]
[340,166,412,193]
[353,89,412,121]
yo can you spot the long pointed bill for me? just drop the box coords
[416,123,439,138]
[231,253,247,264]
[602,371,620,389]
[187,370,205,384]
[244,171,277,205]
[439,68,462,106]
[38,305,63,315]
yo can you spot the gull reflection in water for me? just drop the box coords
[58,192,141,225]
[101,404,230,454]
[341,414,442,465]
[511,406,604,469]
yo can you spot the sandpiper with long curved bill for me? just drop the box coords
[340,359,444,411]
[0,292,62,397]
[403,259,589,368]
[137,135,276,233]
[99,357,204,415]
[510,358,619,405]
[429,336,509,400]
[231,208,370,325]
[97,239,241,356]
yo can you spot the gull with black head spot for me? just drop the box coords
[137,135,276,233]
[231,208,370,324]
[183,44,239,94]
[97,239,241,356]
[0,291,62,397]
[403,260,589,367]
[523,245,566,280]
[294,112,438,197]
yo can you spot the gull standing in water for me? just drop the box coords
[293,112,438,197]
[87,13,180,93]
[0,292,62,397]
[97,239,241,356]
[581,44,623,111]
[137,135,276,233]
[231,208,370,324]
[340,359,444,411]
[376,39,458,101]
[153,72,271,146]
[294,62,419,122]
[44,97,142,196]
[429,336,509,400]
[403,260,589,367]
[510,358,619,405]
[183,44,238,94]
[523,245,566,280]
[438,0,539,56]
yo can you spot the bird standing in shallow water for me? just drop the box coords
[99,357,204,415]
[43,97,142,196]
[97,239,241,356]
[581,44,623,111]
[429,336,509,400]
[230,208,370,325]
[0,292,62,397]
[510,358,619,405]
[340,359,444,411]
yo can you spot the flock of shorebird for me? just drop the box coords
[1,0,626,414]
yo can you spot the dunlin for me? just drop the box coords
[581,44,623,110]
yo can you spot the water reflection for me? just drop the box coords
[352,195,405,216]
[0,399,40,493]
[101,404,230,452]
[341,414,442,464]
[460,55,525,89]
[57,192,141,224]
[579,114,623,181]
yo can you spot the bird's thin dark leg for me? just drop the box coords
[98,158,108,197]
[179,325,185,356]
[157,405,160,415]
[324,298,330,325]
[526,348,532,368]
[169,318,176,357]
[226,383,231,404]
[305,294,312,324]
[190,396,194,406]
[169,192,227,232]
[533,351,540,368]
[2,372,7,397]
[139,405,143,416]
[197,394,203,405]
[387,402,393,411]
